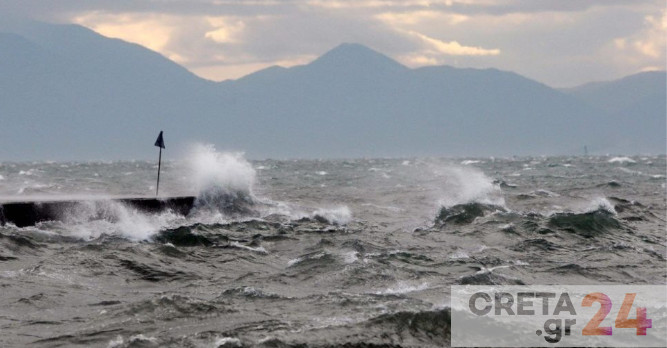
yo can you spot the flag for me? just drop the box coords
[154,131,165,149]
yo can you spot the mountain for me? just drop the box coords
[213,44,611,158]
[0,22,664,160]
[0,20,220,160]
[563,71,665,113]
[563,71,666,154]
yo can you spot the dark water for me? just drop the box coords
[0,150,665,347]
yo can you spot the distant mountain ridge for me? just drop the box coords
[0,22,664,160]
[562,71,666,154]
[562,71,665,113]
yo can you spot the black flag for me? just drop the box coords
[154,131,165,197]
[154,131,165,149]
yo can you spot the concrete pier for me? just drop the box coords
[0,196,196,227]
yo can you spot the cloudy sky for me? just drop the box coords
[2,0,664,87]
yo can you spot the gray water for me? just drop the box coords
[0,151,665,347]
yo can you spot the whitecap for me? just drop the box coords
[435,166,505,208]
[287,252,326,267]
[230,241,268,254]
[107,335,124,348]
[375,282,429,295]
[129,334,158,344]
[460,160,481,165]
[214,337,242,347]
[312,206,352,225]
[449,250,469,259]
[341,251,359,264]
[584,197,616,214]
[608,156,636,164]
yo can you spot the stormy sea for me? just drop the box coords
[1,145,665,347]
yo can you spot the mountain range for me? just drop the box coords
[0,20,664,160]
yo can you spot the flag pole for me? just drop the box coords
[154,131,165,197]
[156,146,162,197]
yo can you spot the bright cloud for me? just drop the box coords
[409,31,500,56]
[204,17,246,44]
[608,8,666,72]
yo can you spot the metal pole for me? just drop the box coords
[156,147,162,197]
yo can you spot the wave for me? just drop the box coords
[435,202,506,226]
[457,271,525,285]
[435,165,505,208]
[121,294,221,318]
[362,309,451,346]
[119,258,197,282]
[374,281,429,295]
[312,206,352,225]
[2,145,356,242]
[547,207,622,237]
[187,144,259,219]
[219,286,283,300]
[152,225,215,246]
[608,156,636,164]
[515,189,560,199]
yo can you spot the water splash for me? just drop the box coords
[187,144,258,217]
[435,165,505,208]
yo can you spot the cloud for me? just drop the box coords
[606,8,666,73]
[409,31,500,56]
[204,17,246,44]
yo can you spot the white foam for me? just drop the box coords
[460,160,481,165]
[608,156,636,164]
[60,200,184,241]
[107,335,124,348]
[229,241,268,254]
[213,337,242,347]
[19,169,36,176]
[286,257,303,267]
[376,281,429,295]
[128,335,158,344]
[312,206,352,225]
[584,197,616,214]
[187,143,256,200]
[449,250,469,259]
[287,252,326,267]
[341,251,359,264]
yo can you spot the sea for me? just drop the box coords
[0,145,665,347]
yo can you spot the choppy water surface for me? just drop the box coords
[0,149,665,347]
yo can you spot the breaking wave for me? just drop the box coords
[187,144,258,219]
[435,165,505,208]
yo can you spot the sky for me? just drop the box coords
[1,0,665,87]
